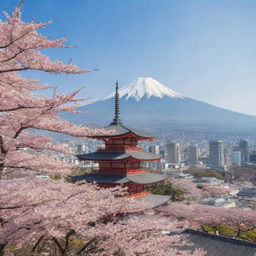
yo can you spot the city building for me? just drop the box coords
[146,160,167,170]
[237,188,256,209]
[149,145,160,155]
[238,139,250,164]
[250,151,256,164]
[231,151,241,167]
[166,142,181,164]
[73,82,170,206]
[193,177,225,185]
[224,153,231,167]
[186,144,199,166]
[209,140,225,169]
[200,198,236,208]
[76,144,89,154]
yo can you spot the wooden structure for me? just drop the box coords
[74,81,170,205]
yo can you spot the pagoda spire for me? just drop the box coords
[111,80,122,125]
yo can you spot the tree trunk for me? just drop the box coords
[0,136,4,179]
[0,243,6,256]
[237,225,242,238]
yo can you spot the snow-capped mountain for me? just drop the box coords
[63,77,256,134]
[103,77,184,101]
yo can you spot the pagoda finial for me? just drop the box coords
[111,80,122,125]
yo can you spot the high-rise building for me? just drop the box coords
[149,145,160,155]
[238,139,249,164]
[209,140,225,167]
[224,153,231,167]
[231,151,241,166]
[250,151,256,164]
[186,144,199,166]
[166,142,180,164]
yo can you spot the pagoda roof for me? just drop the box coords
[77,151,160,161]
[71,172,167,184]
[135,194,171,208]
[90,124,155,139]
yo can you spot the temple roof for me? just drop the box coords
[77,151,161,161]
[182,229,256,256]
[135,194,171,208]
[90,123,155,139]
[71,172,167,184]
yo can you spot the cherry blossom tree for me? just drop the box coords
[167,178,203,203]
[201,185,233,198]
[0,4,107,177]
[0,5,206,256]
[167,178,234,204]
[160,202,256,238]
[0,178,204,256]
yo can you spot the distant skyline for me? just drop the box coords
[1,0,256,115]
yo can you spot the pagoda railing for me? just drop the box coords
[128,191,150,198]
[97,146,143,152]
[95,169,147,175]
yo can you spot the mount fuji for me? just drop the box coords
[64,77,256,133]
[103,77,184,101]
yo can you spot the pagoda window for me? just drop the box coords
[99,162,111,168]
[129,185,137,193]
[112,162,125,168]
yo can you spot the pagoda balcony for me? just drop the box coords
[97,146,143,152]
[128,191,150,198]
[95,168,147,175]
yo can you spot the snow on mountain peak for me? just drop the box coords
[103,77,184,101]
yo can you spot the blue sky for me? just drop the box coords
[1,0,256,115]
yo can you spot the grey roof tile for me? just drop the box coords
[90,124,154,138]
[183,229,256,256]
[77,151,161,161]
[238,188,256,197]
[128,173,167,184]
[71,172,167,184]
[135,194,171,208]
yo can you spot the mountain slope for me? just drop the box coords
[63,78,256,133]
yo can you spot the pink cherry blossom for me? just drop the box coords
[0,178,205,256]
[0,5,108,177]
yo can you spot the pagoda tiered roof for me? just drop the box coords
[89,124,154,139]
[72,172,167,185]
[77,151,161,161]
[136,194,171,208]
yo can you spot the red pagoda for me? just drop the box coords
[74,81,170,207]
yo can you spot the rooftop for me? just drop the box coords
[183,229,256,256]
[77,151,161,161]
[71,172,167,185]
[89,123,155,139]
[238,187,256,197]
[135,193,171,208]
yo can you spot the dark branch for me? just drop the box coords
[32,235,46,252]
[76,237,98,255]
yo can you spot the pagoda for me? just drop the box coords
[73,81,170,207]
